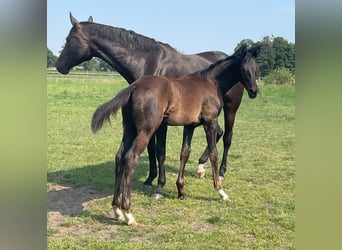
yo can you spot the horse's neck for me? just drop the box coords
[87,26,162,83]
[89,39,146,83]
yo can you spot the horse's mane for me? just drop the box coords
[82,22,163,53]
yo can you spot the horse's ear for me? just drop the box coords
[88,16,93,23]
[69,12,80,28]
[240,45,248,57]
[250,45,261,58]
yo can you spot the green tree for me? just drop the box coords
[234,39,255,52]
[272,37,293,70]
[47,48,57,68]
[98,58,114,71]
[81,58,100,71]
[255,36,275,77]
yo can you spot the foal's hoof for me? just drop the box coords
[151,193,164,199]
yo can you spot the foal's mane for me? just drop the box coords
[81,22,172,53]
[190,53,240,78]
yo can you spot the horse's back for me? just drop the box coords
[130,76,171,130]
[195,51,228,62]
[165,77,222,125]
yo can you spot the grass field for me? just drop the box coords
[47,75,295,249]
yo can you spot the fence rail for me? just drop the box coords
[47,68,123,80]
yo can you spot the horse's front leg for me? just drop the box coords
[219,104,237,179]
[176,126,195,199]
[196,124,223,178]
[152,124,167,199]
[203,119,228,201]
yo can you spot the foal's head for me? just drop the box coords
[56,13,94,74]
[238,46,261,98]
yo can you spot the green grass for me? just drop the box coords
[47,75,295,249]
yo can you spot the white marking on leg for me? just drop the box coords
[152,193,164,199]
[124,211,137,226]
[113,206,125,222]
[196,163,206,179]
[218,189,229,201]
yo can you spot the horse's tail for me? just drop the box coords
[91,85,134,133]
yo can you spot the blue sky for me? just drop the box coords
[47,0,295,56]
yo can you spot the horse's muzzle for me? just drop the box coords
[56,65,70,74]
[247,88,258,99]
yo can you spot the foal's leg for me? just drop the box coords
[176,126,195,199]
[196,123,223,178]
[112,131,135,222]
[121,131,154,225]
[203,119,228,201]
[152,124,167,199]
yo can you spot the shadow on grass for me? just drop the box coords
[47,156,194,220]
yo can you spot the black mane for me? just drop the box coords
[190,54,240,78]
[82,22,162,53]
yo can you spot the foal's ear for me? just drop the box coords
[88,16,93,23]
[69,12,80,28]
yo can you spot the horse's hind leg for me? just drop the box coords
[112,142,125,222]
[203,119,228,201]
[121,130,154,225]
[112,127,136,222]
[196,122,223,178]
[152,124,167,199]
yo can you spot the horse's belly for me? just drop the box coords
[164,109,201,126]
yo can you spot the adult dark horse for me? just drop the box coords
[56,13,246,190]
[91,47,260,225]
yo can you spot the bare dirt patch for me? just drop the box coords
[47,184,119,241]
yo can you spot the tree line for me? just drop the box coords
[48,35,295,84]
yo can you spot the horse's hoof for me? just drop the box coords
[178,195,187,200]
[151,193,164,199]
[196,164,206,179]
[126,218,137,226]
[124,211,137,226]
[113,206,125,222]
[218,189,229,201]
[196,170,205,179]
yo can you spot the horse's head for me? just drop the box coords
[56,13,94,74]
[238,45,261,99]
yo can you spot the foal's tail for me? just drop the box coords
[91,85,134,133]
